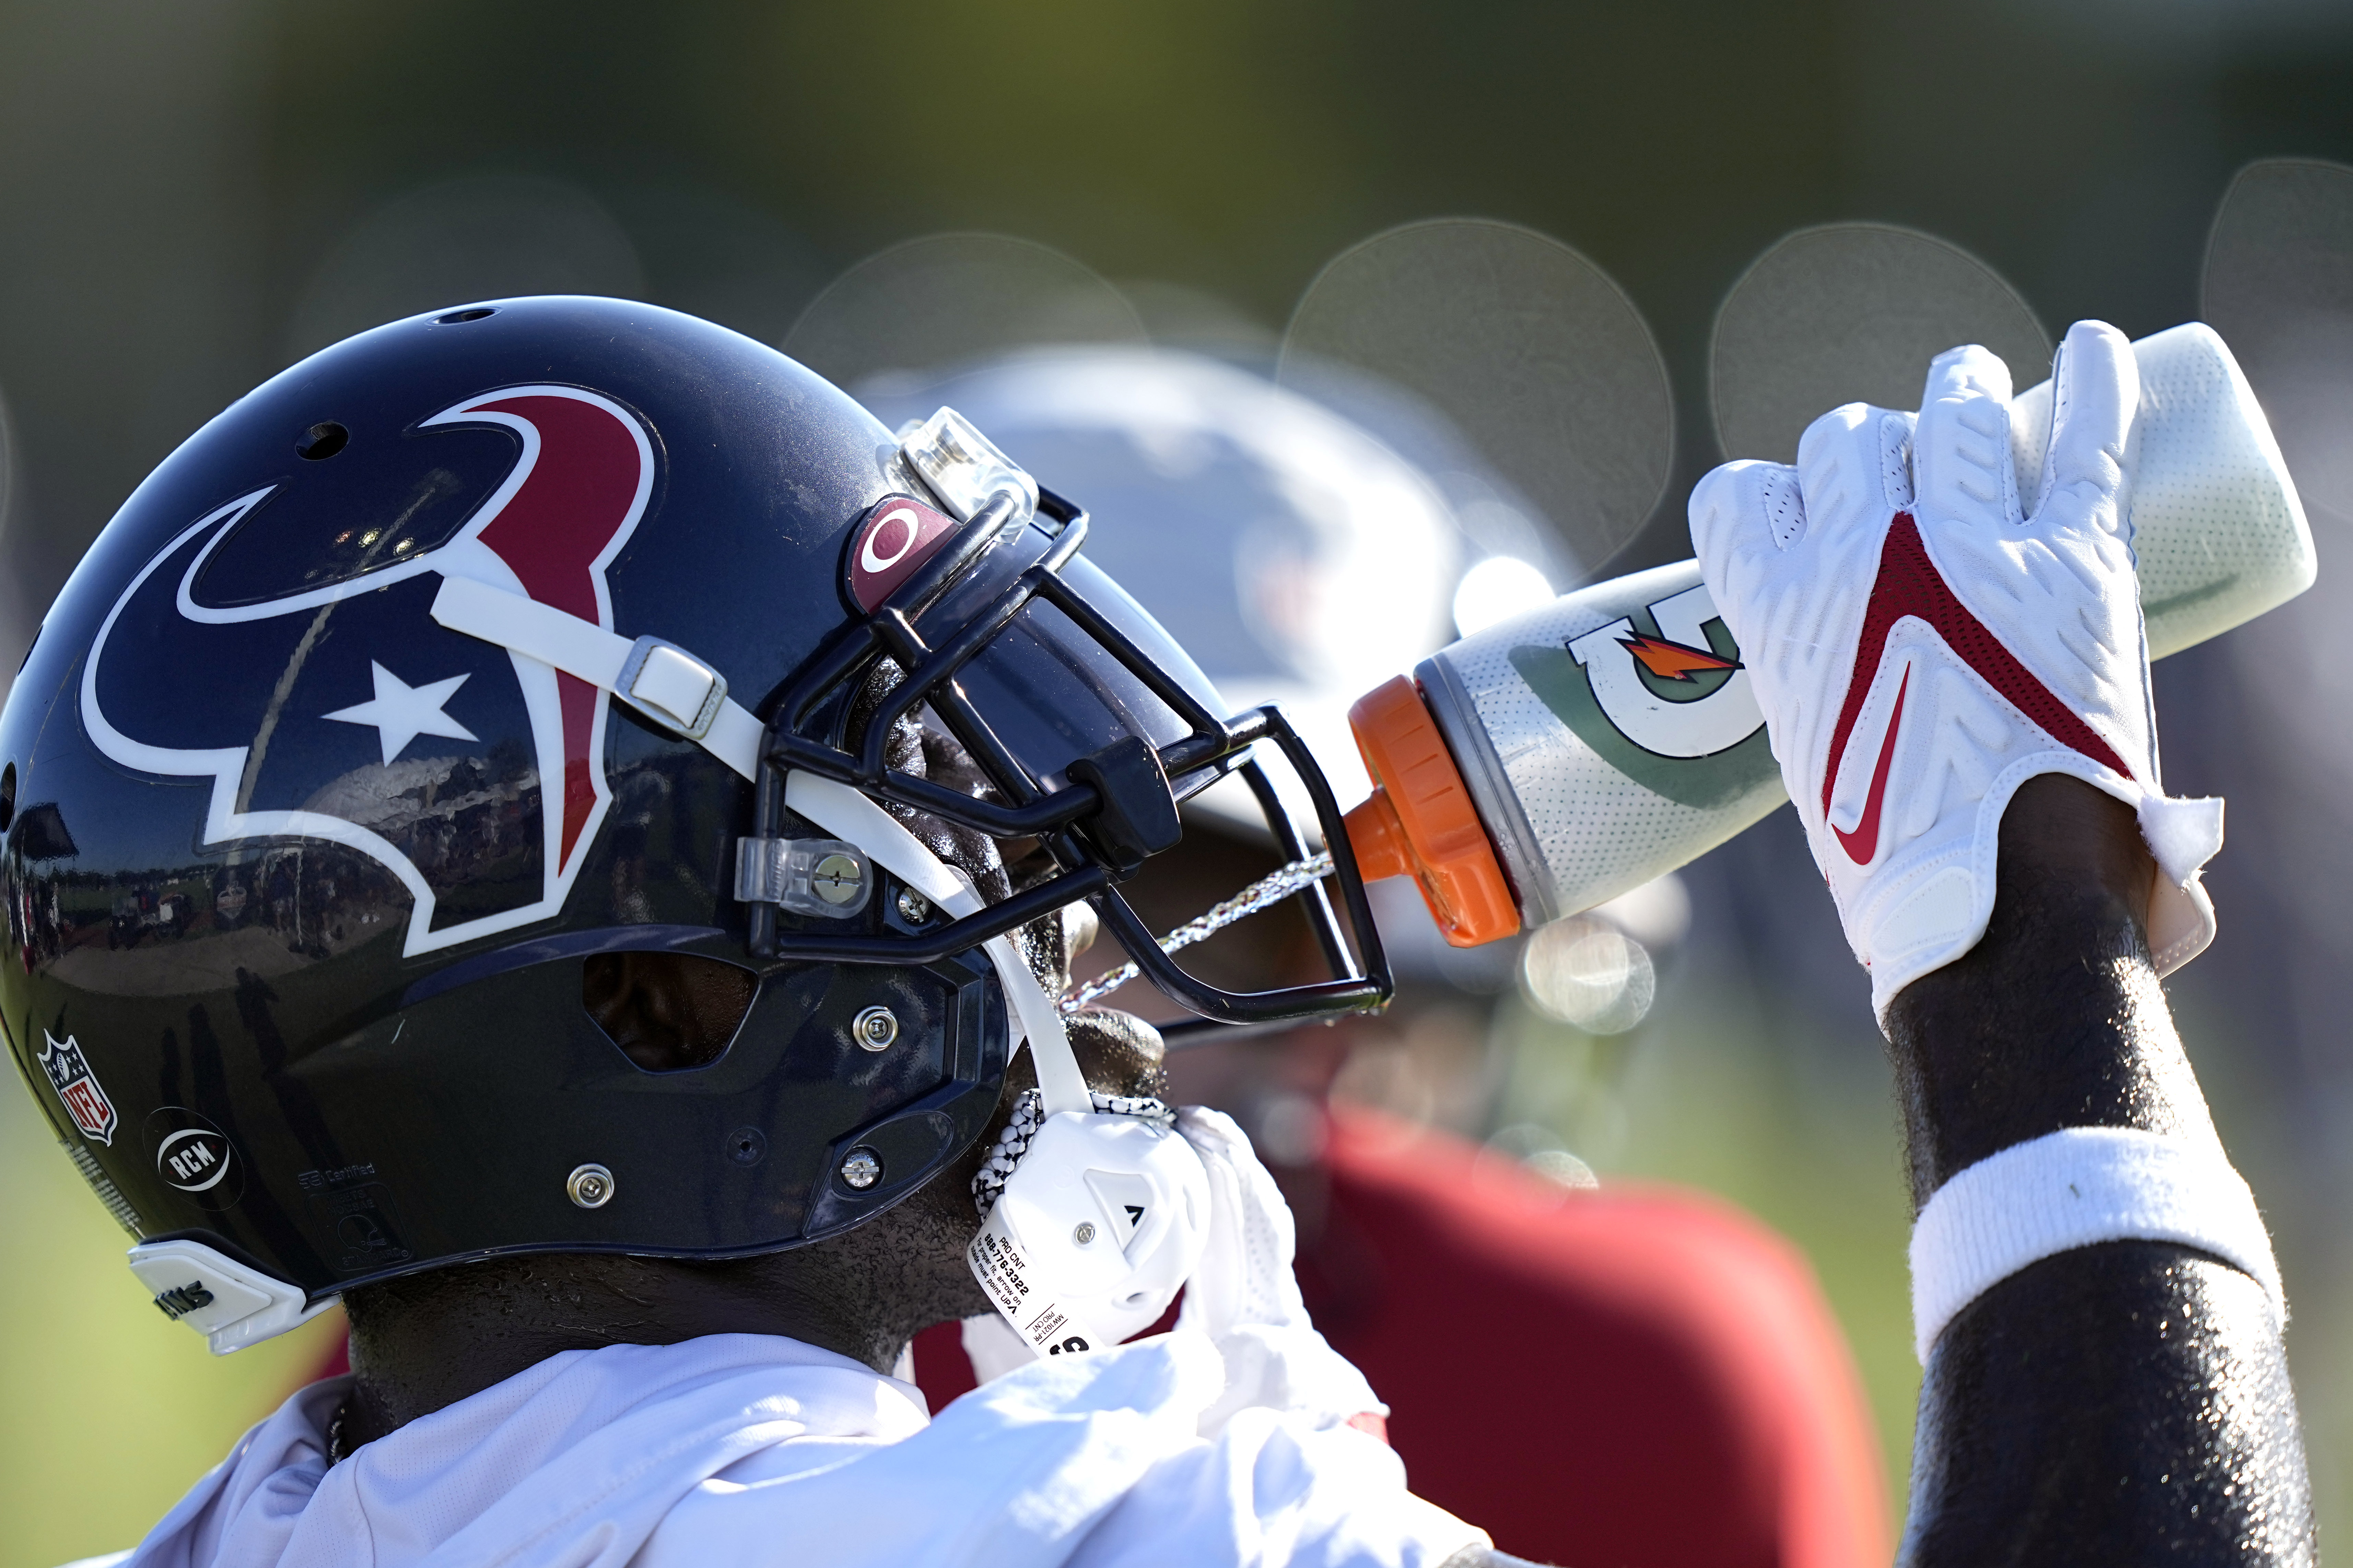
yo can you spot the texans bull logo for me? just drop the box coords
[80,386,655,957]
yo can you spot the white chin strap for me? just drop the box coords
[789,774,1212,1362]
[430,574,767,780]
[782,773,1093,1115]
[785,774,1210,1364]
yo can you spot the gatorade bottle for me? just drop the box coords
[1346,323,2315,943]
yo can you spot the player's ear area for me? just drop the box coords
[583,951,757,1073]
[1065,1006,1170,1101]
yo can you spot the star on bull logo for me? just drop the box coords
[38,1031,117,1145]
[78,385,657,956]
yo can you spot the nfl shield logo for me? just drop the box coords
[39,1032,117,1146]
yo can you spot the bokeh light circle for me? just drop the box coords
[1520,917,1655,1034]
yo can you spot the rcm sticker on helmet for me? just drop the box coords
[846,496,959,613]
[78,386,655,957]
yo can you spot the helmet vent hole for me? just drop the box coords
[436,307,497,325]
[583,951,757,1073]
[0,763,16,833]
[296,422,348,461]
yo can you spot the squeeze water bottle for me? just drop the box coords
[1343,323,2316,944]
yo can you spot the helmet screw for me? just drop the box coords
[895,888,930,925]
[812,853,863,906]
[853,1004,900,1052]
[839,1147,883,1190]
[566,1163,616,1209]
[1073,1221,1097,1245]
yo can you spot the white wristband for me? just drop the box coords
[1908,1126,2283,1362]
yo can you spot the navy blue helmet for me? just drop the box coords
[0,296,1386,1344]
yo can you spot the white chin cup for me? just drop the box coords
[969,1109,1210,1356]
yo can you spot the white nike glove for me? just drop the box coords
[1691,319,2224,1022]
[1171,1106,1385,1440]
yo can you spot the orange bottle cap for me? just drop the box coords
[1342,676,1520,947]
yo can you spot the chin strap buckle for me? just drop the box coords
[617,636,728,741]
[428,574,764,779]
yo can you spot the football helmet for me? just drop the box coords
[0,296,1388,1348]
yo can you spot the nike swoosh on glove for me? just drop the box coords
[1690,319,2224,1023]
[1172,1106,1387,1441]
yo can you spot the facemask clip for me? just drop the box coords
[1067,736,1182,875]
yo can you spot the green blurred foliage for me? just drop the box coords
[0,1082,343,1568]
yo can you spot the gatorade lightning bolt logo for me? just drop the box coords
[1566,582,1761,759]
[1619,634,1743,684]
[1508,576,1779,812]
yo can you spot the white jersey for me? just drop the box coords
[108,1329,1485,1568]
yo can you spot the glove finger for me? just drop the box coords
[1690,459,1804,664]
[2032,319,2138,539]
[1690,457,1806,592]
[1913,343,2022,529]
[1794,401,1913,539]
[1171,1142,1248,1337]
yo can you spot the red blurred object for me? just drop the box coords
[1299,1106,1888,1568]
[909,1319,978,1406]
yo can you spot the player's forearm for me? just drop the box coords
[1884,777,2313,1562]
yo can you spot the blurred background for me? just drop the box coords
[7,2,2353,1563]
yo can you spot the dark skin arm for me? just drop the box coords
[1885,774,2313,1564]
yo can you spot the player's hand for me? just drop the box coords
[1173,1107,1384,1438]
[1690,320,2223,1019]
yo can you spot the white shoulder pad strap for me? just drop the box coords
[785,771,1093,1117]
[1909,1125,2283,1361]
[429,574,764,780]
